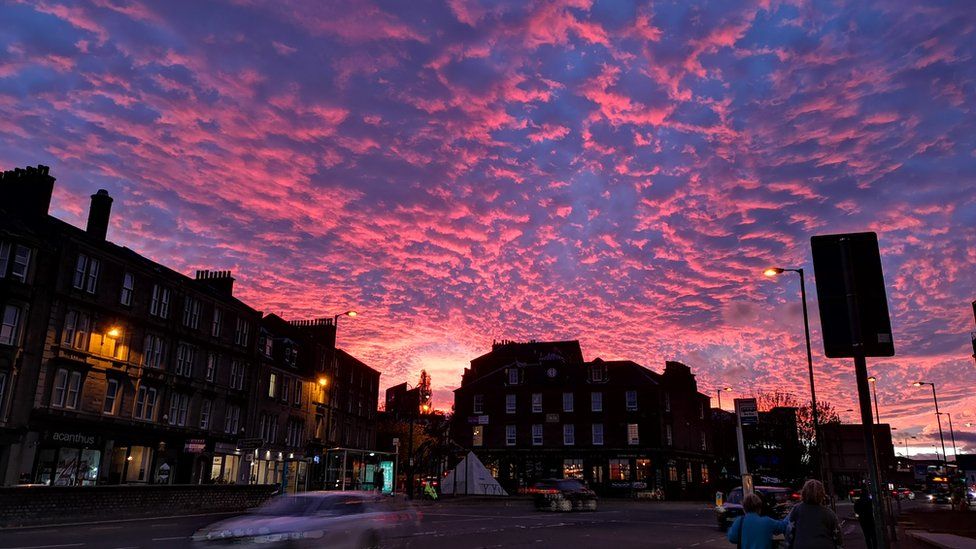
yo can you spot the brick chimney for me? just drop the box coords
[0,165,55,219]
[86,189,113,240]
[194,269,235,297]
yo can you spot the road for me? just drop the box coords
[0,498,919,549]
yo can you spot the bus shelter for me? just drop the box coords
[324,448,396,493]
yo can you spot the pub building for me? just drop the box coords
[450,340,715,499]
[1,166,260,485]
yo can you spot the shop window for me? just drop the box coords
[134,386,158,420]
[609,459,630,481]
[627,423,639,445]
[626,390,638,411]
[0,304,22,346]
[103,379,120,415]
[591,465,604,484]
[473,394,484,414]
[686,463,694,483]
[531,424,543,446]
[563,459,584,479]
[591,391,602,412]
[701,463,710,484]
[592,423,604,446]
[531,392,542,413]
[636,459,651,482]
[472,425,483,447]
[62,310,92,350]
[562,392,574,412]
[668,463,678,482]
[149,284,170,318]
[505,393,516,414]
[505,425,516,446]
[37,447,101,486]
[563,424,575,446]
[73,253,99,294]
[127,446,151,482]
[120,272,134,306]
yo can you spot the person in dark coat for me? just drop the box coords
[786,479,842,549]
[854,491,877,549]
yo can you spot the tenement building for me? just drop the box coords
[0,165,379,487]
[450,340,714,498]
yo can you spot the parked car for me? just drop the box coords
[531,479,598,512]
[716,486,795,531]
[192,491,420,548]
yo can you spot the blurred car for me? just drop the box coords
[531,479,598,512]
[192,491,420,548]
[891,487,915,500]
[925,491,950,504]
[716,486,794,531]
[848,488,864,501]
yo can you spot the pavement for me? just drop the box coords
[0,497,957,549]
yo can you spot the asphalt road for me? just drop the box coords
[0,498,923,549]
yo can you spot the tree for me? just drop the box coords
[755,391,840,466]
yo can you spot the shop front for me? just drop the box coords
[33,430,103,486]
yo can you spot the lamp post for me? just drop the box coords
[936,412,958,462]
[913,381,948,471]
[333,310,358,325]
[867,376,881,424]
[716,387,732,411]
[764,267,822,481]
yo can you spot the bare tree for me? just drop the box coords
[756,390,840,465]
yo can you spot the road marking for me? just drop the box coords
[90,526,123,531]
[0,545,84,549]
[150,537,185,542]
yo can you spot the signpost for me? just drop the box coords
[812,231,894,547]
[734,398,758,496]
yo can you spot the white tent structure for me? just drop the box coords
[441,451,508,496]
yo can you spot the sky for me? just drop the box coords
[1,0,974,457]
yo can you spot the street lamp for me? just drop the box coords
[867,376,881,424]
[333,310,358,324]
[763,266,822,481]
[716,387,732,411]
[913,381,948,470]
[936,412,958,462]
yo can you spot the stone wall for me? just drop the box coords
[0,484,277,527]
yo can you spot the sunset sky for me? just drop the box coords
[1,0,974,456]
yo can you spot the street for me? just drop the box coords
[0,499,901,549]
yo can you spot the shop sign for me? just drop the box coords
[45,430,100,447]
[545,413,559,423]
[477,415,489,425]
[214,442,239,454]
[184,439,206,453]
[238,438,263,450]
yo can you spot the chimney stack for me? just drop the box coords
[0,165,56,219]
[194,269,236,297]
[86,189,113,240]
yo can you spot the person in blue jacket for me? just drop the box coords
[728,492,789,549]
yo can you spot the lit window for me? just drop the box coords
[505,393,516,414]
[592,423,604,446]
[627,423,639,445]
[103,379,120,415]
[563,459,584,479]
[562,392,574,412]
[505,425,516,446]
[120,272,134,306]
[532,393,542,413]
[0,304,22,346]
[531,424,543,446]
[701,463,710,484]
[268,372,278,398]
[686,463,694,483]
[668,463,678,482]
[473,394,484,414]
[626,390,638,411]
[472,425,484,446]
[610,459,630,481]
[563,424,575,446]
[591,392,602,412]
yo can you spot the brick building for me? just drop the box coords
[450,340,714,498]
[0,165,379,487]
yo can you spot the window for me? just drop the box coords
[590,363,606,382]
[665,424,673,446]
[182,297,201,329]
[627,423,639,445]
[200,399,212,430]
[532,424,543,446]
[234,317,249,346]
[591,392,602,412]
[686,463,694,483]
[563,424,575,446]
[120,272,134,306]
[668,463,678,482]
[636,458,651,481]
[142,334,165,369]
[507,368,519,385]
[472,425,484,447]
[531,393,542,413]
[0,304,22,346]
[62,310,91,350]
[168,393,189,426]
[224,404,240,433]
[134,386,158,420]
[51,369,68,407]
[294,381,302,406]
[701,431,707,451]
[149,284,170,318]
[592,423,604,445]
[229,360,245,390]
[211,308,222,337]
[175,343,195,377]
[0,372,6,416]
[699,401,704,419]
[701,463,710,484]
[473,394,484,414]
[0,242,8,279]
[505,424,516,446]
[625,390,637,411]
[562,392,574,412]
[1,243,33,283]
[282,377,290,403]
[284,345,297,367]
[505,393,516,414]
[261,335,273,358]
[609,459,630,481]
[563,459,584,479]
[65,371,82,408]
[286,420,305,447]
[664,392,671,412]
[259,413,278,443]
[268,372,278,398]
[103,379,120,415]
[205,353,218,382]
[73,254,99,293]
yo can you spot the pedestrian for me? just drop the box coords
[785,479,843,548]
[853,490,875,549]
[727,492,789,549]
[373,467,384,493]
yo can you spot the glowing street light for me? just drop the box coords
[334,310,358,324]
[716,386,732,411]
[867,376,881,424]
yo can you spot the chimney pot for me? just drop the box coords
[86,188,113,240]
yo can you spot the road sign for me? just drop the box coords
[735,398,759,426]
[811,232,894,358]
